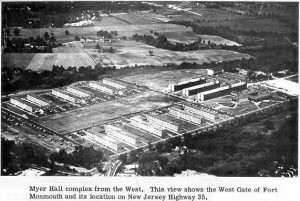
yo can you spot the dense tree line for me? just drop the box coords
[1,139,52,175]
[1,64,116,94]
[4,35,59,53]
[49,146,104,169]
[132,34,211,51]
[96,30,113,39]
[170,21,289,47]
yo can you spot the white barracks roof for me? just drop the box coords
[67,85,94,95]
[90,81,116,90]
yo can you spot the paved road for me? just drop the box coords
[105,160,122,176]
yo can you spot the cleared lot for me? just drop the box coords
[87,40,251,68]
[25,53,96,71]
[38,91,178,134]
[122,69,208,91]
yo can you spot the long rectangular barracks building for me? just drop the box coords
[52,89,79,103]
[27,94,52,108]
[197,82,247,101]
[130,115,164,137]
[183,103,218,120]
[66,86,94,98]
[182,81,220,96]
[84,130,121,152]
[146,114,181,132]
[169,77,206,92]
[10,97,39,112]
[103,78,132,89]
[104,125,140,145]
[169,107,203,124]
[89,81,116,95]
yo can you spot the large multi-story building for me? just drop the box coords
[207,67,223,76]
[197,82,247,101]
[105,125,140,145]
[26,94,52,108]
[103,78,129,89]
[89,81,116,95]
[146,114,180,132]
[10,97,39,113]
[169,107,203,124]
[183,103,218,120]
[130,115,164,137]
[52,89,79,103]
[82,130,121,151]
[66,86,94,99]
[169,77,206,92]
[182,81,220,96]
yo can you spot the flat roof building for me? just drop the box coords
[10,97,39,113]
[82,130,121,151]
[130,115,164,137]
[89,81,116,95]
[183,103,218,120]
[207,67,223,76]
[26,94,52,108]
[146,114,180,132]
[103,78,131,89]
[66,86,94,98]
[52,89,79,103]
[197,82,247,101]
[169,107,203,125]
[182,81,220,96]
[104,125,140,145]
[169,77,206,92]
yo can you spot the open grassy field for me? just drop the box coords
[163,31,242,46]
[159,8,255,22]
[92,16,129,26]
[25,53,96,71]
[38,91,178,134]
[110,11,167,24]
[122,69,208,91]
[2,53,36,69]
[198,35,242,46]
[86,40,251,68]
[190,8,256,21]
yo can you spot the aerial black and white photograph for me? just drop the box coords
[1,1,298,177]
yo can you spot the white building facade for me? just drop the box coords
[146,114,179,132]
[105,125,140,145]
[10,97,38,112]
[52,89,78,103]
[27,94,51,107]
[184,104,218,120]
[89,81,116,95]
[130,115,164,137]
[66,86,94,98]
[169,107,203,124]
